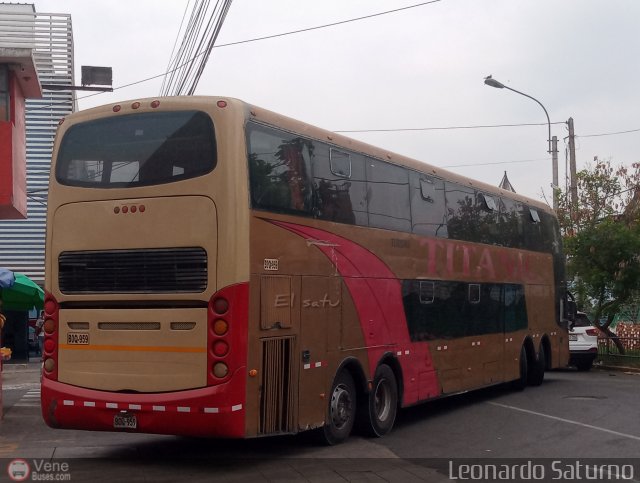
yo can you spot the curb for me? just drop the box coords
[594,363,640,374]
[1,361,42,373]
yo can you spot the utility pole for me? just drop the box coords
[552,136,559,211]
[567,117,578,212]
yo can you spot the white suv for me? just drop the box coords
[569,312,599,371]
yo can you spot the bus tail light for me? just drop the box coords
[213,319,228,336]
[213,297,228,315]
[42,291,59,381]
[213,362,229,378]
[213,340,229,357]
[207,284,249,386]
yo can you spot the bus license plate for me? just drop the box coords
[67,332,89,345]
[568,334,578,341]
[114,413,137,429]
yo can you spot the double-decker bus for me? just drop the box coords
[41,96,572,444]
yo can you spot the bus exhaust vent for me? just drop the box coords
[58,247,207,294]
[260,336,295,435]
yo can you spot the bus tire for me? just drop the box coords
[362,364,398,438]
[528,344,546,386]
[511,346,528,391]
[322,370,356,445]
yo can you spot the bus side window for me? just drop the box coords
[445,182,477,242]
[499,198,524,248]
[522,205,544,251]
[474,193,499,244]
[504,284,528,332]
[410,172,447,237]
[247,124,313,215]
[366,159,411,232]
[312,144,368,226]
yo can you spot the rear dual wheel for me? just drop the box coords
[322,364,399,445]
[528,344,546,386]
[322,370,357,445]
[357,364,398,438]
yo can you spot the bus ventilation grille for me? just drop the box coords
[260,336,295,435]
[58,247,207,294]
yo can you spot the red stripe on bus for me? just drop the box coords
[270,220,440,404]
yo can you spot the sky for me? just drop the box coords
[30,0,640,204]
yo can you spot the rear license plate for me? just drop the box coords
[569,334,578,341]
[114,413,137,429]
[67,332,89,345]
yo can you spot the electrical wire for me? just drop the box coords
[211,0,442,49]
[441,157,549,169]
[27,0,443,112]
[161,0,234,96]
[579,127,640,138]
[28,0,640,142]
[335,121,566,133]
[159,0,192,94]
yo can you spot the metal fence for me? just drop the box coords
[598,336,640,361]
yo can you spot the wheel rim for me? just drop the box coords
[373,379,391,422]
[330,383,352,429]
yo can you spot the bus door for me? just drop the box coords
[297,276,340,430]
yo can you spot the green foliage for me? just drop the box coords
[557,158,640,326]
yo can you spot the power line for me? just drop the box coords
[579,127,640,138]
[441,157,549,169]
[212,0,442,49]
[335,121,566,133]
[159,0,192,95]
[26,0,442,113]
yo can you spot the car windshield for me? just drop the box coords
[574,313,592,327]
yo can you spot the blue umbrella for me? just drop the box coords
[0,268,15,289]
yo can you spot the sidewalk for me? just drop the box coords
[1,358,41,388]
[2,356,42,372]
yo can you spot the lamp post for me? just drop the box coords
[484,76,559,209]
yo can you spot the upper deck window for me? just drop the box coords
[56,110,216,187]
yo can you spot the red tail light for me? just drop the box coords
[586,328,600,337]
[42,291,59,381]
[206,284,248,386]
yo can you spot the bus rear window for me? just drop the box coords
[56,110,216,187]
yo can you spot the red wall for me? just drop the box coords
[0,69,27,219]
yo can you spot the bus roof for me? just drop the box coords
[63,95,555,216]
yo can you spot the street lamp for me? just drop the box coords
[483,75,559,208]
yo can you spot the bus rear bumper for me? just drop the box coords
[41,375,246,438]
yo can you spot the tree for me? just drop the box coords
[557,159,640,353]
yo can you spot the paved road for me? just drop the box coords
[1,364,639,482]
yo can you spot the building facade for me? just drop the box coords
[0,4,76,285]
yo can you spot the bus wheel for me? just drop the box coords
[365,364,398,437]
[322,370,356,445]
[511,346,528,391]
[528,344,546,386]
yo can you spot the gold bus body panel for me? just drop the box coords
[51,196,217,300]
[57,308,207,391]
[51,195,217,391]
